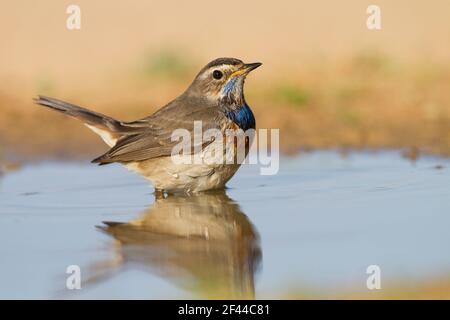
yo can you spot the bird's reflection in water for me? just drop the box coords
[89,191,261,299]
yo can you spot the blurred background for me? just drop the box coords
[1,1,450,299]
[1,0,450,161]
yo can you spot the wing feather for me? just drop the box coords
[92,97,225,164]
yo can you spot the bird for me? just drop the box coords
[34,57,261,194]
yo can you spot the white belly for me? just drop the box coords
[124,141,243,193]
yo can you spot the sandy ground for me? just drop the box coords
[287,277,450,299]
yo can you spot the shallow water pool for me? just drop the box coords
[0,151,449,298]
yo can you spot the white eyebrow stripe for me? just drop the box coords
[209,64,231,72]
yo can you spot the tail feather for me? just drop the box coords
[34,95,122,132]
[34,95,148,164]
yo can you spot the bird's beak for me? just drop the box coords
[243,62,262,72]
[231,62,262,77]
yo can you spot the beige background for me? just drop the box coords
[2,1,450,86]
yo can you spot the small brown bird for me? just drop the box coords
[35,57,261,193]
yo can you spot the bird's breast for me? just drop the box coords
[224,104,256,131]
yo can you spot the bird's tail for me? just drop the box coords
[34,95,123,132]
[34,95,127,146]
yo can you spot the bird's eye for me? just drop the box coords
[212,70,223,80]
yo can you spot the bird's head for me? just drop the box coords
[187,57,262,106]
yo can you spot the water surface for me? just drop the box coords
[0,151,449,299]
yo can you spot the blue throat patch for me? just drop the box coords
[225,104,256,131]
[221,78,255,130]
[222,78,237,95]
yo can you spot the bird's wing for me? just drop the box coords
[92,98,224,164]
